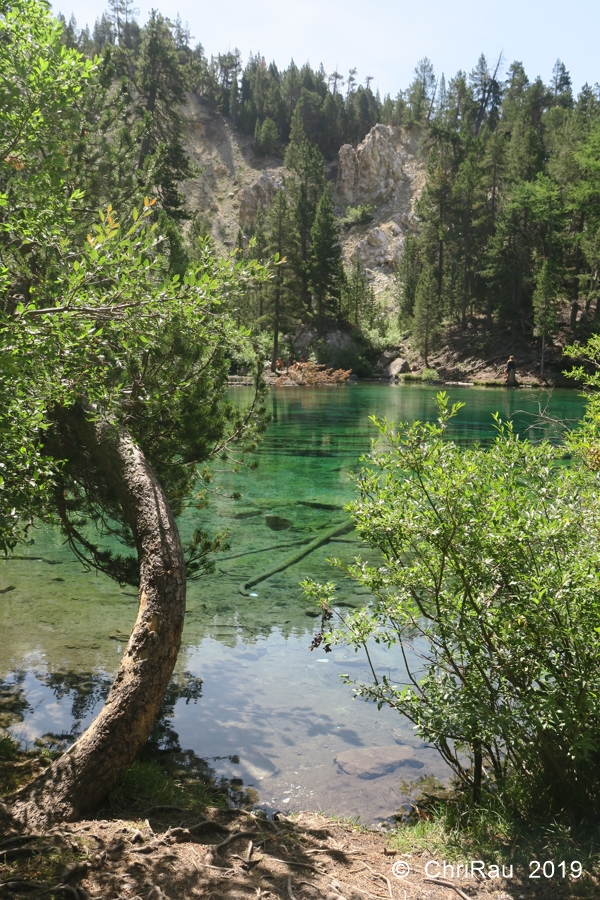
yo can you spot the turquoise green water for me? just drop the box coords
[0,384,585,823]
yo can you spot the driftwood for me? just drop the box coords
[239,520,354,594]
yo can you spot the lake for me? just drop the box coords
[0,383,585,824]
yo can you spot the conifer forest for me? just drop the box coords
[56,2,600,371]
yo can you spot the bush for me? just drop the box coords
[305,392,600,820]
[340,205,374,228]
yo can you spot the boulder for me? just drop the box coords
[383,357,410,377]
[367,227,388,248]
[238,172,281,228]
[335,745,423,778]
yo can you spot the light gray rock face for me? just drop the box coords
[350,225,405,270]
[238,171,281,228]
[337,125,425,292]
[337,125,407,206]
[384,357,411,377]
[335,745,424,779]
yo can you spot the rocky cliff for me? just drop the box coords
[181,95,426,297]
[336,124,425,296]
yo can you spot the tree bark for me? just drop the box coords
[9,409,186,827]
[472,739,483,804]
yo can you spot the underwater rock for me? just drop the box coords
[239,748,279,780]
[265,515,292,531]
[335,745,422,778]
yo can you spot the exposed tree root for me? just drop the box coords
[424,877,473,900]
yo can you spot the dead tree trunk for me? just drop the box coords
[10,411,186,828]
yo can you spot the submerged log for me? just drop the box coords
[240,520,354,594]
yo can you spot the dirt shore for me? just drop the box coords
[2,805,596,900]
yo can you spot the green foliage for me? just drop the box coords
[533,258,559,376]
[395,54,600,351]
[254,116,279,155]
[394,233,421,321]
[108,758,228,813]
[310,189,343,322]
[340,205,374,228]
[0,1,268,581]
[306,392,600,820]
[412,266,439,363]
[0,731,20,761]
[341,258,376,326]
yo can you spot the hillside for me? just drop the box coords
[180,97,583,386]
[51,10,600,386]
[181,95,426,299]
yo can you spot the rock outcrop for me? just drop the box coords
[238,171,282,228]
[337,125,425,290]
[383,357,411,377]
[181,95,426,297]
[337,124,407,206]
[350,224,405,269]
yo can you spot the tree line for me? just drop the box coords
[59,4,600,376]
[396,56,600,372]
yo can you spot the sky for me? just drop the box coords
[53,0,600,98]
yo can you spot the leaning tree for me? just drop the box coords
[0,0,266,826]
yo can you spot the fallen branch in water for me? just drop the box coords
[239,520,354,594]
[218,540,309,562]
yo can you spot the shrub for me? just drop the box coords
[340,205,374,228]
[305,392,600,820]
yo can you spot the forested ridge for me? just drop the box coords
[58,2,600,377]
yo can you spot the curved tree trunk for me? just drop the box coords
[10,411,186,828]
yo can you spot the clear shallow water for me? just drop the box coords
[0,384,585,824]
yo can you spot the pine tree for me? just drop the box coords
[284,116,326,312]
[265,187,296,368]
[342,257,375,325]
[310,189,343,323]
[395,232,421,322]
[533,259,558,377]
[413,267,439,365]
[260,117,279,154]
[407,58,436,123]
[136,12,188,172]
